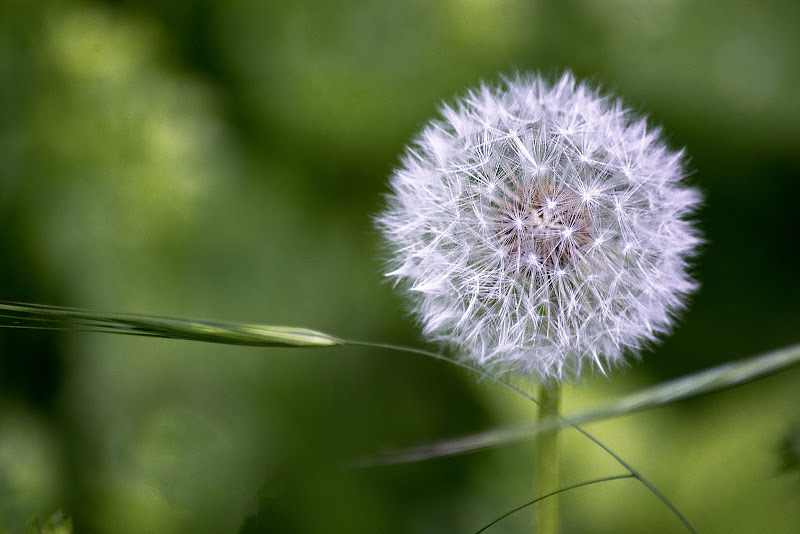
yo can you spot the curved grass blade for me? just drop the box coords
[0,301,341,347]
[367,343,800,464]
[346,339,697,533]
[474,474,635,534]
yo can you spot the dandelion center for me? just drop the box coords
[488,179,592,274]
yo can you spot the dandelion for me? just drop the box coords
[377,72,702,383]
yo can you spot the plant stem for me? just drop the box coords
[535,381,562,534]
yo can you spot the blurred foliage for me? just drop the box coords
[0,0,798,532]
[25,510,72,534]
[778,425,800,479]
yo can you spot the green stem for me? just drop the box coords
[535,381,562,534]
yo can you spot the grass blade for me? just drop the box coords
[473,474,635,534]
[347,339,697,532]
[0,301,341,347]
[366,343,800,465]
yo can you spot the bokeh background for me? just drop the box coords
[1,0,798,532]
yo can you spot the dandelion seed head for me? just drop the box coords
[377,72,702,383]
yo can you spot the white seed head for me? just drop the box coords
[377,72,702,383]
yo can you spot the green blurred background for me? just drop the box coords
[1,0,798,532]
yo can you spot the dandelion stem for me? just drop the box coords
[535,381,562,534]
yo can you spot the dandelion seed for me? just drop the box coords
[377,72,702,382]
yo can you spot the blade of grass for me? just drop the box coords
[346,339,696,533]
[0,301,341,347]
[474,474,635,534]
[366,343,800,464]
